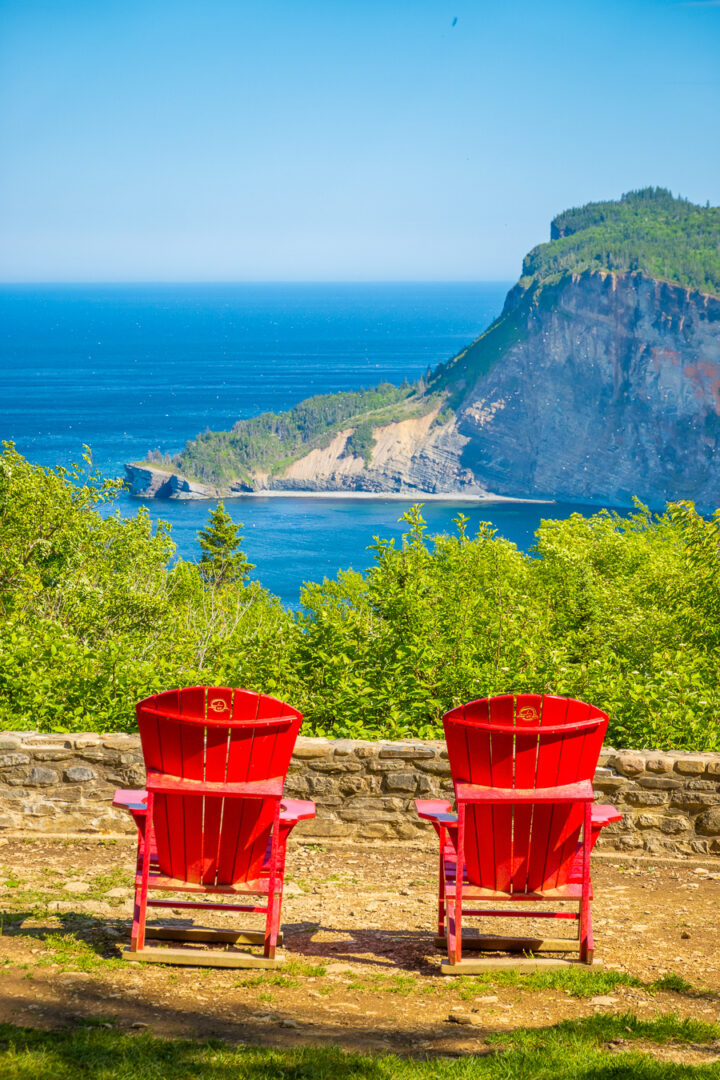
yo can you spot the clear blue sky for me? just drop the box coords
[1,0,718,282]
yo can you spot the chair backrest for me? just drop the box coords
[443,694,608,895]
[137,686,302,887]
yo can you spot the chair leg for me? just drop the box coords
[579,904,594,964]
[446,897,457,965]
[265,887,282,960]
[437,848,446,937]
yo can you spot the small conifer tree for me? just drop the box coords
[197,502,254,586]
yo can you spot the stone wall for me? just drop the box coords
[2,732,720,857]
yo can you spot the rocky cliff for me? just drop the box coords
[126,190,720,509]
[126,269,720,508]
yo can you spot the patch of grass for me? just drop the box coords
[454,966,703,1001]
[35,932,123,973]
[1,1017,720,1078]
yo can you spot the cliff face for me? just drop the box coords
[125,269,720,509]
[452,271,720,508]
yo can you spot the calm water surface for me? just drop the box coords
[0,282,611,604]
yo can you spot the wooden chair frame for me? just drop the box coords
[416,694,621,973]
[114,686,315,968]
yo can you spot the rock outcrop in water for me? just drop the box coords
[126,189,720,509]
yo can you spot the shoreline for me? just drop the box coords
[126,484,554,506]
[218,489,554,505]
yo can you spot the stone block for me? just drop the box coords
[593,777,626,793]
[31,749,73,761]
[623,790,668,807]
[378,745,435,760]
[706,762,720,777]
[674,757,707,776]
[0,738,21,752]
[337,809,400,823]
[0,753,30,768]
[22,736,72,747]
[659,816,691,835]
[72,735,101,749]
[119,752,142,765]
[344,796,405,812]
[0,788,29,800]
[102,735,139,750]
[366,760,405,773]
[610,754,645,777]
[670,792,720,811]
[645,756,673,774]
[634,813,662,830]
[64,766,97,783]
[78,748,121,764]
[310,760,362,774]
[416,760,452,776]
[383,772,420,793]
[686,779,717,791]
[292,739,332,759]
[337,776,368,796]
[696,808,720,836]
[690,839,710,854]
[615,835,644,850]
[637,776,683,791]
[309,795,343,808]
[26,767,59,787]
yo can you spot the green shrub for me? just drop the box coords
[3,444,720,749]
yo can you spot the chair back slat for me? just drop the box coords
[443,694,607,895]
[510,694,544,892]
[137,687,302,886]
[487,696,515,892]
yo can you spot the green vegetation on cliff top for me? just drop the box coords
[142,188,720,484]
[524,186,720,296]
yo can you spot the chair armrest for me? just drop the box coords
[279,799,316,823]
[592,804,622,827]
[415,799,455,823]
[112,789,148,812]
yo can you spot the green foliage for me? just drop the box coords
[170,382,415,484]
[293,501,720,749]
[0,444,297,733]
[525,187,720,296]
[198,502,254,586]
[5,446,720,750]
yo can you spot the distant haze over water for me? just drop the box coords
[0,282,615,605]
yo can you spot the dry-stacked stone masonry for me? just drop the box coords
[2,732,720,857]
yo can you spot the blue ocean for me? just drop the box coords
[1,283,607,605]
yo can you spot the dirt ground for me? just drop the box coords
[1,835,720,1058]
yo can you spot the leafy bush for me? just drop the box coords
[3,445,720,749]
[0,445,298,732]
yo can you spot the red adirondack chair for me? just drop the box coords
[416,694,621,973]
[113,686,315,968]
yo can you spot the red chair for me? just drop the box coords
[416,694,621,973]
[113,686,315,968]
